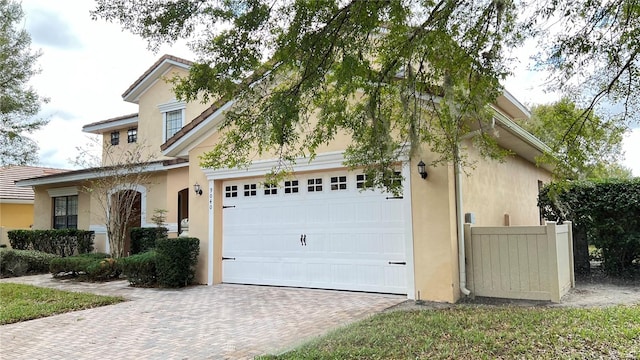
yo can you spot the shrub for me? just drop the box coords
[130,227,167,255]
[540,179,640,275]
[0,249,59,277]
[86,257,120,281]
[49,253,118,281]
[155,237,199,288]
[8,229,94,256]
[7,230,30,250]
[119,251,157,287]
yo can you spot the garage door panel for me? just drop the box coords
[222,171,409,294]
[354,202,382,222]
[328,203,355,223]
[383,233,406,254]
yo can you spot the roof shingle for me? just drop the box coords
[0,166,70,201]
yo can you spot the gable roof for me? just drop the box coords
[0,166,70,203]
[122,54,193,104]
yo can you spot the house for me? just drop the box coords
[0,165,69,246]
[17,55,553,303]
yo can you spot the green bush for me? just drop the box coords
[49,253,118,281]
[119,251,157,287]
[540,179,640,275]
[0,248,59,277]
[7,230,30,250]
[8,229,94,256]
[130,227,167,255]
[156,238,199,288]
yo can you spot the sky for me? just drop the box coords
[19,0,640,176]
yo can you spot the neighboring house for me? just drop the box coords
[17,55,553,303]
[0,166,69,246]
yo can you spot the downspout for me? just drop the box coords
[456,118,495,297]
[455,151,472,296]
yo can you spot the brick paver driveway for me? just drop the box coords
[0,275,404,359]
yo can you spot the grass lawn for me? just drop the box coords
[0,283,124,325]
[261,305,640,359]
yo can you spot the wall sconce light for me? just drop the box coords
[193,182,203,196]
[417,160,428,179]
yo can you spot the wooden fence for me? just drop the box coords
[464,222,574,303]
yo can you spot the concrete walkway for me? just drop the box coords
[0,275,404,359]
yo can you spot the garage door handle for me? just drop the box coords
[223,205,236,208]
[300,234,306,246]
[385,196,403,200]
[388,261,406,265]
[222,257,236,261]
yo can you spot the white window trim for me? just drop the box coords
[47,187,78,197]
[159,100,186,142]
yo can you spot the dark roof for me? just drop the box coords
[121,54,193,99]
[82,113,139,131]
[0,166,70,201]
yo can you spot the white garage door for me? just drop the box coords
[222,170,409,294]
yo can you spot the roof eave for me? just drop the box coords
[491,110,555,172]
[122,59,191,104]
[82,115,139,134]
[15,161,189,187]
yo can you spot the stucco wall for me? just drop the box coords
[0,203,34,247]
[0,203,33,228]
[164,166,189,232]
[409,151,460,303]
[136,67,210,162]
[461,139,552,227]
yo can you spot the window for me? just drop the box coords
[307,178,322,192]
[384,171,402,188]
[330,176,347,191]
[127,128,137,143]
[53,196,78,229]
[244,184,257,197]
[110,131,119,145]
[284,180,299,194]
[264,183,278,195]
[356,174,368,189]
[159,101,187,141]
[165,109,183,140]
[225,185,238,198]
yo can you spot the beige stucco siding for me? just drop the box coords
[100,129,141,166]
[409,151,460,303]
[187,131,219,284]
[461,140,552,226]
[31,184,90,230]
[165,166,189,235]
[136,67,210,162]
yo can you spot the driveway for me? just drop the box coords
[0,275,404,359]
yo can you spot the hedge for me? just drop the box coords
[156,237,199,288]
[118,251,157,287]
[8,229,94,257]
[130,227,167,255]
[50,253,119,281]
[0,248,59,277]
[539,178,640,275]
